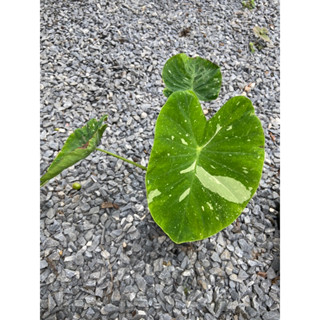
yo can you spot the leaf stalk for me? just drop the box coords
[96,148,147,171]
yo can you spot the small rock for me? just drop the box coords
[64,269,77,278]
[267,267,277,279]
[182,270,192,277]
[225,262,233,275]
[153,258,163,272]
[48,293,56,312]
[40,259,48,269]
[86,307,95,316]
[75,253,84,266]
[81,203,90,212]
[238,238,252,253]
[136,274,147,292]
[111,289,121,302]
[134,297,149,308]
[46,208,55,219]
[101,304,120,315]
[238,269,249,281]
[85,296,96,304]
[254,284,265,300]
[246,306,258,317]
[165,295,174,305]
[53,232,66,242]
[263,311,280,320]
[211,252,221,263]
[198,279,208,290]
[54,291,63,305]
[133,310,147,320]
[214,300,227,318]
[89,206,100,214]
[43,237,59,248]
[74,300,84,307]
[212,268,225,277]
[230,274,238,282]
[234,246,243,258]
[95,287,104,298]
[181,256,189,269]
[220,249,231,260]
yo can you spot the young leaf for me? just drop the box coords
[145,91,264,243]
[40,115,108,187]
[162,53,222,101]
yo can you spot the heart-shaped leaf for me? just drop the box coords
[145,91,264,243]
[40,115,108,187]
[162,53,222,101]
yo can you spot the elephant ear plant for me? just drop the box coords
[40,53,265,244]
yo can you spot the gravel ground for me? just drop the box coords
[40,1,280,319]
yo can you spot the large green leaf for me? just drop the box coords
[145,91,264,243]
[162,53,222,101]
[40,115,108,187]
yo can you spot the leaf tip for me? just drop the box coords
[40,178,47,188]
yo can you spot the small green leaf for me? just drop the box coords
[249,42,256,53]
[242,0,255,9]
[146,91,264,243]
[162,53,222,101]
[40,115,108,187]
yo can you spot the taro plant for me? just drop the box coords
[40,53,264,244]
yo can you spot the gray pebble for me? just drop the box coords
[234,246,244,258]
[214,300,227,318]
[153,258,163,273]
[111,289,121,302]
[101,304,119,315]
[263,311,280,320]
[85,296,96,304]
[40,259,48,269]
[95,287,104,298]
[238,238,252,253]
[220,249,231,260]
[46,208,55,219]
[81,203,91,212]
[54,291,63,305]
[43,237,59,248]
[48,293,56,312]
[64,269,77,278]
[133,310,147,320]
[75,300,84,308]
[267,267,277,279]
[211,252,221,263]
[135,274,147,292]
[89,206,100,214]
[238,269,249,281]
[134,297,148,308]
[75,253,84,266]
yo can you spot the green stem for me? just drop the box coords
[96,148,147,171]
